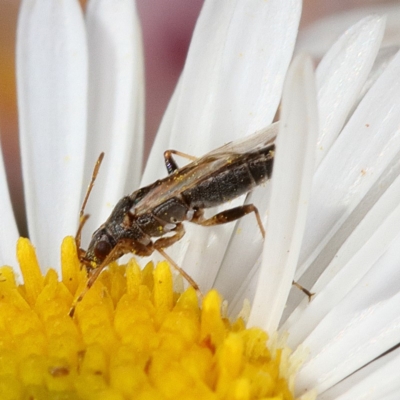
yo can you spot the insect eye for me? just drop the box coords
[94,240,112,260]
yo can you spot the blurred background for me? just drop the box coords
[0,0,392,235]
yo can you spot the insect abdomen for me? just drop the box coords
[182,145,274,209]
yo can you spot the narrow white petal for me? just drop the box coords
[297,48,400,280]
[141,76,182,185]
[248,55,319,332]
[133,78,184,269]
[351,46,399,115]
[17,0,87,270]
[296,243,400,395]
[213,180,272,301]
[320,346,400,399]
[298,4,400,59]
[228,255,261,318]
[166,0,301,150]
[82,0,144,239]
[315,15,385,166]
[0,146,19,267]
[143,0,302,290]
[283,167,400,346]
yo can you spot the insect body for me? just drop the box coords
[70,125,277,316]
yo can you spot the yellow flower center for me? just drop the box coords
[0,236,300,399]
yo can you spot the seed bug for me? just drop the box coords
[70,124,280,317]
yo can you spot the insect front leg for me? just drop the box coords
[191,204,265,238]
[163,150,197,174]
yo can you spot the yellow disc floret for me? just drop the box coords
[0,236,301,400]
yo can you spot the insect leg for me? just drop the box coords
[192,206,313,300]
[153,222,185,249]
[164,150,197,174]
[192,204,265,238]
[156,248,202,295]
[153,224,202,294]
[292,281,315,301]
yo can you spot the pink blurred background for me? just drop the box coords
[0,0,386,235]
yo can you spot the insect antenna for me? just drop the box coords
[75,153,105,251]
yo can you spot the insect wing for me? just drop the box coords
[205,121,278,157]
[133,122,278,214]
[133,153,237,214]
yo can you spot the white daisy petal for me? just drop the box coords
[213,157,273,301]
[137,78,184,268]
[144,0,302,289]
[144,0,301,183]
[83,0,144,238]
[227,255,261,318]
[352,45,399,115]
[151,0,301,162]
[315,15,385,166]
[17,0,87,270]
[167,0,300,149]
[296,239,400,395]
[141,77,182,186]
[0,145,19,267]
[320,346,400,400]
[297,47,400,281]
[248,54,319,332]
[298,4,400,59]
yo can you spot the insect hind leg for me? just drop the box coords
[191,206,313,299]
[190,206,313,300]
[163,150,197,174]
[192,204,265,238]
[292,280,315,301]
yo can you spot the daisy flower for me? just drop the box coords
[1,0,400,399]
